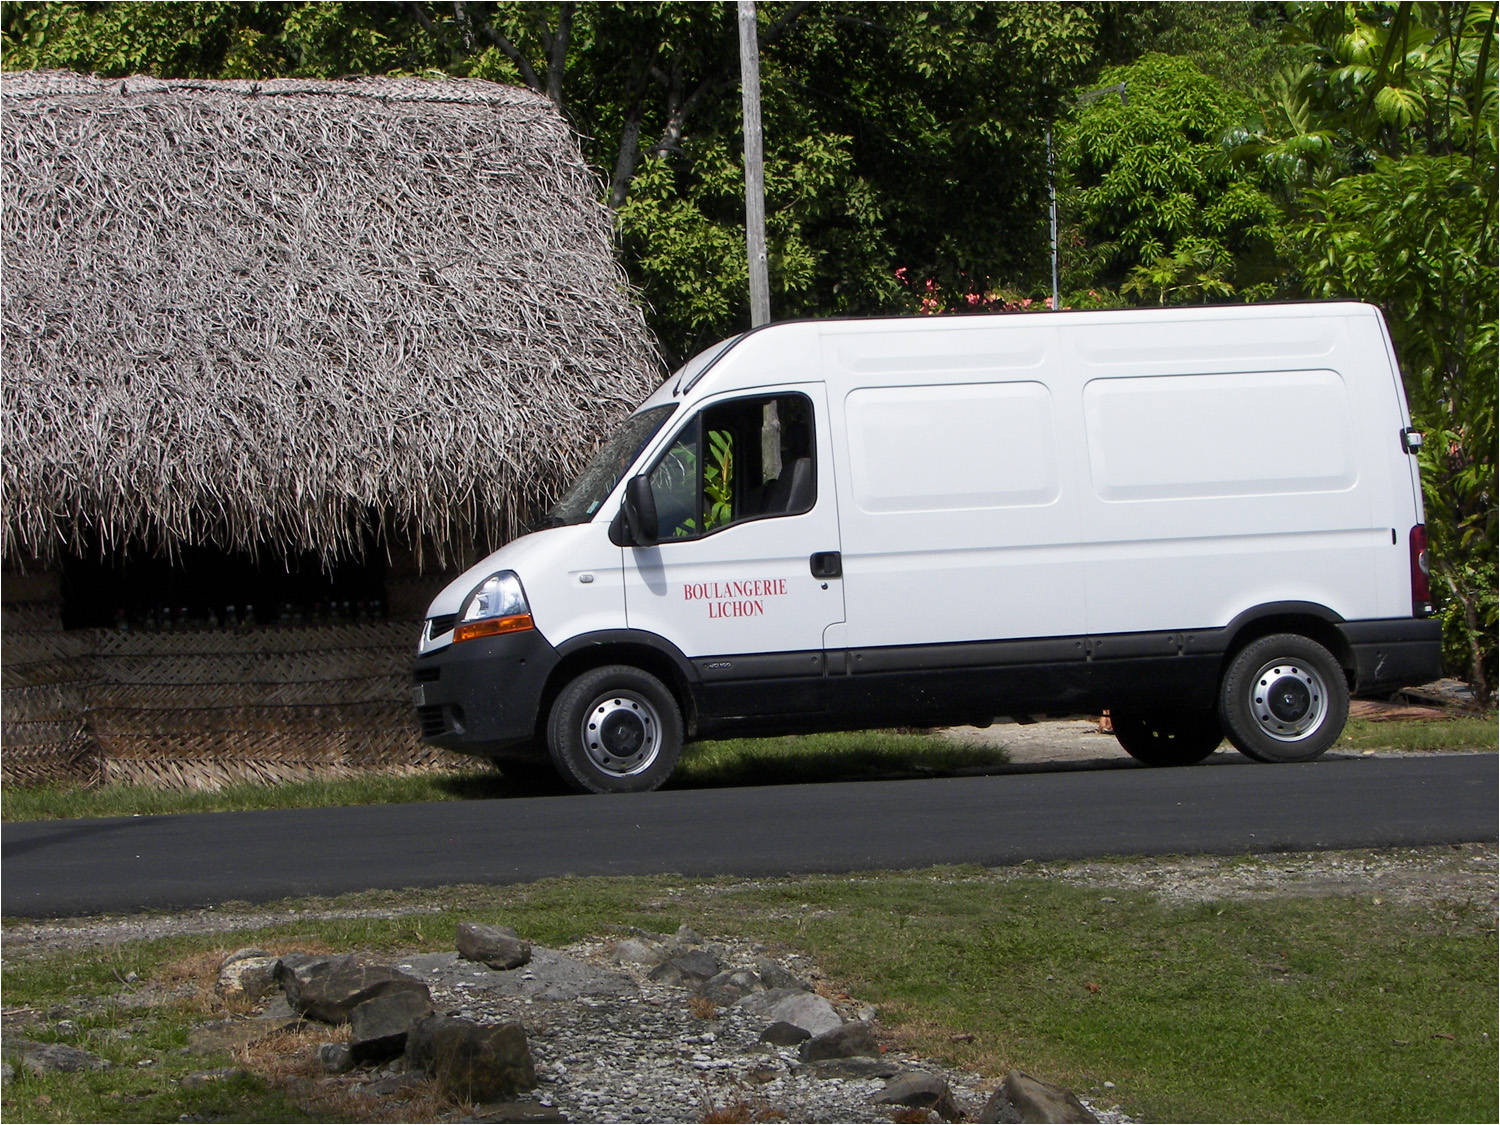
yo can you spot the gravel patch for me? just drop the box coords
[1,903,448,960]
[996,842,1498,909]
[400,935,1023,1124]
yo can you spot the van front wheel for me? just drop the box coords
[1219,634,1349,763]
[1111,710,1223,766]
[546,665,682,793]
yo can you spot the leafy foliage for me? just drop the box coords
[1249,1,1498,699]
[1058,53,1288,304]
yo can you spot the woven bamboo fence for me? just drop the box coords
[2,589,470,789]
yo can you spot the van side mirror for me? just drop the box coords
[620,474,659,547]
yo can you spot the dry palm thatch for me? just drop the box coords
[2,71,663,568]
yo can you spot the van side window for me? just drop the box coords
[648,393,815,540]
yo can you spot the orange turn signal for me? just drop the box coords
[453,614,535,643]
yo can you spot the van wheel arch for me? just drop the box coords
[536,640,699,745]
[1220,608,1355,692]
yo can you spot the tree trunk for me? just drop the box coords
[609,101,646,211]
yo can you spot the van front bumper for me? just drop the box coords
[412,629,561,755]
[1341,618,1443,695]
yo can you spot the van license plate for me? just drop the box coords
[412,685,427,707]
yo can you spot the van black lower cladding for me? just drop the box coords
[413,617,1440,751]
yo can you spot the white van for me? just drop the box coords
[414,302,1441,792]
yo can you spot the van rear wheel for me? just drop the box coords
[546,665,682,793]
[1219,634,1349,763]
[1111,710,1223,766]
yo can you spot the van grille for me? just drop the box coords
[417,705,447,739]
[413,665,441,684]
[427,614,457,638]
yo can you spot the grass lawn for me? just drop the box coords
[0,729,1001,822]
[1337,715,1498,752]
[2,855,1495,1123]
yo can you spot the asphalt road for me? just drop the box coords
[3,753,1495,918]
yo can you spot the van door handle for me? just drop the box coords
[810,551,842,579]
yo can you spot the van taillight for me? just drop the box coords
[1409,525,1432,617]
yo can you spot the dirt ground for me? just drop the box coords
[937,715,1486,770]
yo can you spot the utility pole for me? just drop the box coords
[1047,126,1059,310]
[738,0,770,327]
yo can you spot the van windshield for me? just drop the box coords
[540,404,679,528]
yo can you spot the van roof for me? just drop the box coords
[670,300,1382,397]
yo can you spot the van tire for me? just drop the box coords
[1111,710,1222,766]
[1219,634,1348,763]
[546,665,682,793]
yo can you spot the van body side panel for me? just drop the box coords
[1070,314,1384,636]
[821,321,1088,650]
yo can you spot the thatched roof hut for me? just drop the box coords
[0,71,663,790]
[2,70,662,568]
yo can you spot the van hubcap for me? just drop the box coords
[581,691,661,776]
[1249,661,1328,742]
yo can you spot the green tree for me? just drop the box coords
[1241,1,1498,700]
[1057,52,1287,305]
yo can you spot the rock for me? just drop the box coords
[363,1071,431,1096]
[280,954,431,1024]
[259,995,296,1020]
[735,988,842,1036]
[609,938,664,967]
[216,956,282,1002]
[187,1017,299,1055]
[695,969,763,1006]
[794,1056,901,1080]
[398,950,635,1003]
[978,1071,1097,1124]
[799,1020,880,1062]
[318,1043,355,1074]
[876,1070,960,1117]
[1,1062,12,1083]
[349,990,435,1062]
[646,949,721,987]
[3,1039,110,1074]
[457,923,533,971]
[625,926,673,942]
[274,951,328,979]
[220,947,270,967]
[756,960,810,992]
[759,1021,811,1047]
[405,1015,537,1102]
[674,924,703,945]
[180,1067,247,1089]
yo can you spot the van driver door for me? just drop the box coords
[622,385,844,718]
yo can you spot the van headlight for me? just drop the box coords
[454,571,534,643]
